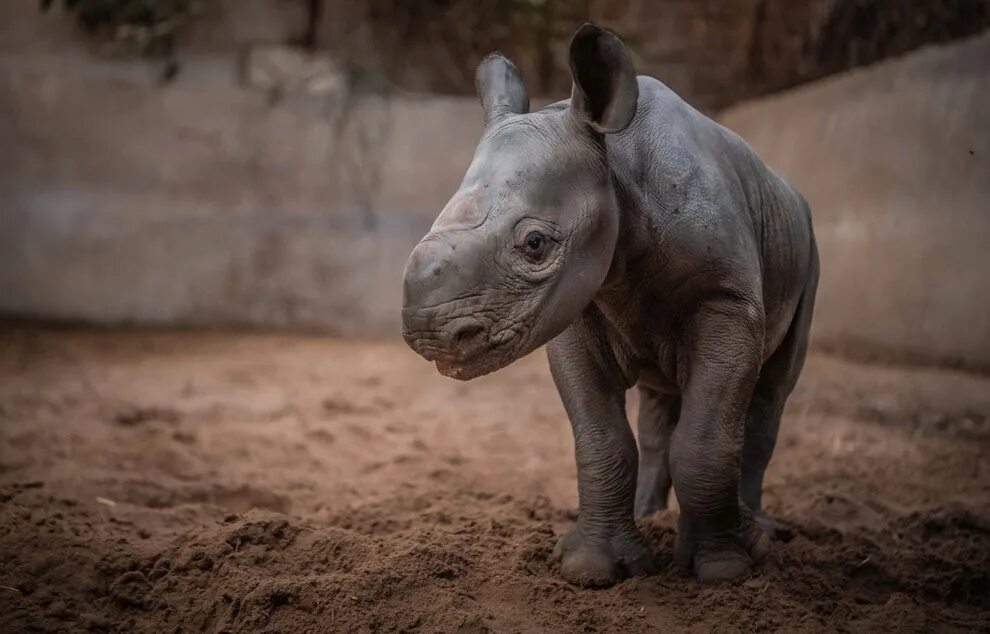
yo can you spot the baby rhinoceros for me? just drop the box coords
[401,23,818,588]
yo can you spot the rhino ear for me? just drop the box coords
[568,23,638,134]
[475,54,529,127]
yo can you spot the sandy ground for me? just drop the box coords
[0,325,987,633]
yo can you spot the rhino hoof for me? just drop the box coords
[552,526,658,588]
[694,549,753,584]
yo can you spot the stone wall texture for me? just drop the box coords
[308,0,990,110]
[23,0,990,110]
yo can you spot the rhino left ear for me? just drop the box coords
[475,54,529,127]
[568,23,638,134]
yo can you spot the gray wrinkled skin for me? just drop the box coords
[402,23,819,588]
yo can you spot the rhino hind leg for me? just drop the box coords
[741,262,819,521]
[634,388,679,518]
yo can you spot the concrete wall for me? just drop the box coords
[0,5,478,336]
[0,73,476,333]
[721,33,990,369]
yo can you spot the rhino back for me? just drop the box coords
[608,76,815,357]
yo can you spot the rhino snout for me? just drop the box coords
[402,234,494,359]
[401,311,490,361]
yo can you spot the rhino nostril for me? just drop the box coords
[450,321,487,352]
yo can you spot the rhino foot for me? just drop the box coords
[552,525,658,588]
[673,509,771,585]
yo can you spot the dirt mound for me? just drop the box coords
[0,328,988,632]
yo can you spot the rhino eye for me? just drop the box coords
[522,231,548,261]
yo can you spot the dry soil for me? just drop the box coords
[0,326,988,632]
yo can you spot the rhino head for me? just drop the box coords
[401,24,638,380]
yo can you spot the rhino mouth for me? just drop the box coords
[402,321,523,381]
[433,345,513,381]
[402,295,530,381]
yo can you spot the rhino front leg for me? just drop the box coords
[671,297,770,584]
[547,316,658,587]
[635,388,679,517]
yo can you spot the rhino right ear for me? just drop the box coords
[475,54,529,127]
